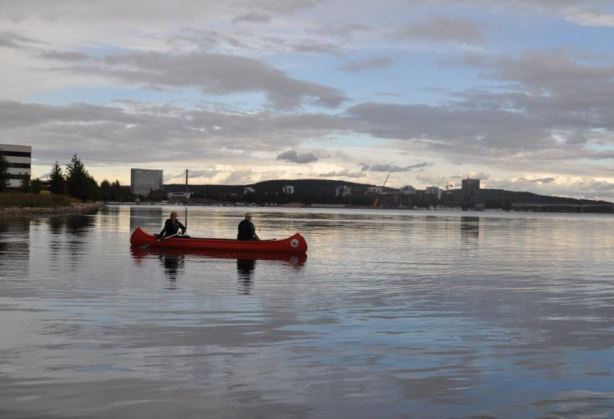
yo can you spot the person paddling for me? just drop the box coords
[237,212,260,241]
[158,211,186,239]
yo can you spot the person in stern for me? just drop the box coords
[157,211,187,239]
[237,212,260,241]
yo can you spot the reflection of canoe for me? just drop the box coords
[131,247,307,266]
[130,227,308,255]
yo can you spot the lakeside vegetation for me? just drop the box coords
[0,192,75,208]
[0,154,132,209]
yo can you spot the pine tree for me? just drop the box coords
[49,162,67,194]
[66,154,99,201]
[100,179,111,201]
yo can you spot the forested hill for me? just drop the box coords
[478,189,612,206]
[164,180,613,206]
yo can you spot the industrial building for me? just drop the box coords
[130,168,163,196]
[461,178,481,210]
[0,144,31,188]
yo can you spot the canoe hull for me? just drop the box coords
[130,227,308,254]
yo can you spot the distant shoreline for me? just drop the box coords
[0,202,104,217]
[110,202,614,214]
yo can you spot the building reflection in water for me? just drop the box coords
[130,207,163,233]
[460,216,480,241]
[0,218,30,276]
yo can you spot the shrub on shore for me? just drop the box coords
[0,192,75,208]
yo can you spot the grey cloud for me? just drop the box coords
[317,23,373,38]
[340,56,394,73]
[444,49,614,143]
[0,0,318,23]
[50,51,346,109]
[250,0,322,13]
[38,50,91,62]
[169,169,222,180]
[347,102,553,153]
[276,150,319,164]
[318,169,366,178]
[232,12,272,23]
[257,33,341,54]
[286,40,340,54]
[166,29,248,51]
[0,100,348,165]
[530,177,556,184]
[416,174,456,186]
[493,50,613,92]
[0,30,43,49]
[359,162,431,172]
[398,17,483,43]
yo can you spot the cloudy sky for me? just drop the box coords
[2,0,614,199]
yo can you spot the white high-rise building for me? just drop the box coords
[130,168,163,196]
[336,185,352,197]
[0,144,31,188]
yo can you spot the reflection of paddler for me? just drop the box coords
[237,259,256,295]
[161,253,184,282]
[237,259,256,275]
[237,212,260,241]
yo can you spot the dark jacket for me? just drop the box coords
[237,219,257,240]
[159,219,186,237]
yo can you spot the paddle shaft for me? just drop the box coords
[138,232,180,249]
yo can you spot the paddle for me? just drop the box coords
[138,232,180,250]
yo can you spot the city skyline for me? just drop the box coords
[2,1,614,200]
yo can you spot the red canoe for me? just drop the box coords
[130,227,308,255]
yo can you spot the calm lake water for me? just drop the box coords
[1,206,614,418]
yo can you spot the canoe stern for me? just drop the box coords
[130,227,154,248]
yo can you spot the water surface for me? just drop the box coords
[1,206,614,418]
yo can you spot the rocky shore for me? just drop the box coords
[0,202,104,216]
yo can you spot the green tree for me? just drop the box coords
[49,162,67,194]
[111,180,121,201]
[100,179,111,201]
[31,178,44,193]
[0,154,8,192]
[19,174,31,192]
[66,154,99,201]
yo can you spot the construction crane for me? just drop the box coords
[382,173,391,188]
[373,173,391,208]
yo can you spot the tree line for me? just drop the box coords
[0,154,132,201]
